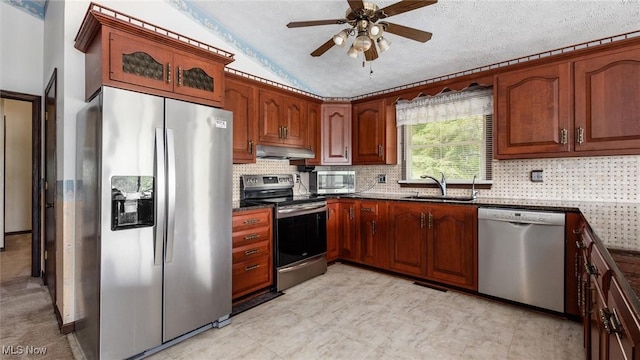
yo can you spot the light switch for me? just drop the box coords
[530,170,543,182]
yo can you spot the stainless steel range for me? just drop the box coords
[240,174,327,291]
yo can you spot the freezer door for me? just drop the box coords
[163,98,233,342]
[99,87,164,358]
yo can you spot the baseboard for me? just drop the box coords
[54,303,75,335]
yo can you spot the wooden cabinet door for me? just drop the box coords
[495,62,572,158]
[282,96,307,147]
[306,102,322,165]
[258,90,284,145]
[427,205,477,290]
[352,99,386,164]
[322,103,352,165]
[225,78,256,164]
[173,52,224,104]
[359,201,379,266]
[607,278,640,360]
[590,278,609,360]
[574,46,640,153]
[109,31,173,93]
[388,202,427,276]
[339,200,358,260]
[326,202,340,262]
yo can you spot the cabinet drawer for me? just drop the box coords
[359,201,379,215]
[232,209,271,231]
[232,226,271,247]
[233,240,271,264]
[232,255,271,298]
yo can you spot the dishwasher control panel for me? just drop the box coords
[478,208,565,226]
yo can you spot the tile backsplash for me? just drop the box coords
[232,155,639,249]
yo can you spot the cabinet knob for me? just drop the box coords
[344,146,349,159]
[177,66,183,86]
[248,140,254,155]
[166,63,172,84]
[577,127,585,145]
[378,144,383,157]
[420,213,425,228]
[560,128,568,145]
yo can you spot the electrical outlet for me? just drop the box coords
[377,174,386,183]
[530,170,543,182]
[295,174,301,183]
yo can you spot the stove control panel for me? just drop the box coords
[241,174,295,190]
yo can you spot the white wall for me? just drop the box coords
[0,1,44,95]
[3,99,32,233]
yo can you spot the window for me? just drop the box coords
[404,115,492,181]
[396,87,493,182]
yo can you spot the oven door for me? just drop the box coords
[275,202,327,268]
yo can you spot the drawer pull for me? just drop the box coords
[243,218,259,225]
[245,264,259,271]
[585,262,598,276]
[244,234,260,240]
[361,207,374,212]
[576,240,585,249]
[244,249,260,256]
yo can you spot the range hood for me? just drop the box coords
[256,144,314,160]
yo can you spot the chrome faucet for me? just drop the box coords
[470,175,479,199]
[420,172,447,196]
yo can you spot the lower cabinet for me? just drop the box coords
[339,200,358,260]
[427,204,477,290]
[358,201,388,268]
[388,202,428,276]
[231,208,273,299]
[326,200,340,262]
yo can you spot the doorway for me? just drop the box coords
[0,90,42,279]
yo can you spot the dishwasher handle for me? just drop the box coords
[478,207,565,226]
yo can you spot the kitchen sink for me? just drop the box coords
[403,195,477,202]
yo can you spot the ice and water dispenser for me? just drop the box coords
[111,176,154,230]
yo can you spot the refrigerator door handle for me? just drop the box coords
[165,128,176,263]
[154,129,165,266]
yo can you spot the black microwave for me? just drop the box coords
[309,171,356,194]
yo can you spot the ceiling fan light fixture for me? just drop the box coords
[353,31,372,52]
[368,24,383,40]
[377,36,391,52]
[347,44,359,58]
[332,29,349,47]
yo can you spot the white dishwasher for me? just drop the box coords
[478,207,565,312]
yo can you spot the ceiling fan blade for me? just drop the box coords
[311,38,336,57]
[382,22,432,42]
[287,19,348,28]
[378,0,437,19]
[347,0,365,10]
[364,44,379,61]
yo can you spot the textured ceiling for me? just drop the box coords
[190,0,640,98]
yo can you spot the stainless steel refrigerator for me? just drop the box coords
[75,86,232,359]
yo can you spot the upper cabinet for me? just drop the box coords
[75,6,234,108]
[225,76,257,163]
[352,98,397,165]
[495,44,640,159]
[574,45,640,153]
[322,103,352,165]
[306,102,322,165]
[258,89,308,148]
[495,62,572,158]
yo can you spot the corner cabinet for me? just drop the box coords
[75,8,234,107]
[225,76,257,163]
[574,45,640,153]
[352,98,397,165]
[258,89,307,148]
[495,62,572,158]
[322,103,352,165]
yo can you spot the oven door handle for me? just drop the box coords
[277,204,328,219]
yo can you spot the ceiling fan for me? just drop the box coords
[287,0,436,61]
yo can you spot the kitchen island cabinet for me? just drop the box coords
[232,208,273,299]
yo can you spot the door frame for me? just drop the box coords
[0,90,42,277]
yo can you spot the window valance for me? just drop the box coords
[395,87,493,127]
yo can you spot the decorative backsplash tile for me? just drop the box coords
[232,155,639,249]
